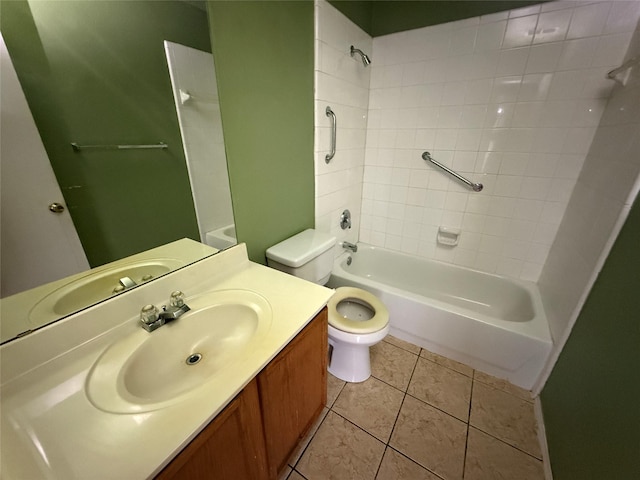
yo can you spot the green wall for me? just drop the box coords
[207,1,315,264]
[1,0,205,267]
[329,0,545,37]
[541,199,640,479]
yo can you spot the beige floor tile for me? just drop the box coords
[470,382,541,459]
[473,370,532,402]
[327,373,346,407]
[289,471,306,480]
[376,447,440,480]
[332,376,405,443]
[419,349,474,377]
[297,411,385,480]
[464,427,545,480]
[408,357,472,421]
[288,407,329,467]
[370,341,419,391]
[383,335,421,354]
[389,395,467,480]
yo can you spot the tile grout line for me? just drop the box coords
[472,376,534,403]
[403,390,471,424]
[385,445,448,480]
[287,468,308,480]
[386,348,420,440]
[373,347,422,480]
[370,371,413,393]
[329,409,389,447]
[288,407,331,472]
[462,372,476,479]
[418,351,475,379]
[327,377,347,409]
[470,378,544,460]
[468,424,545,462]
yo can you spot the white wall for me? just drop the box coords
[360,0,639,282]
[165,41,234,243]
[538,16,640,346]
[314,0,371,254]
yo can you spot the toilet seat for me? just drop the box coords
[328,287,389,334]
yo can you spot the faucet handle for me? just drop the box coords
[169,290,186,307]
[140,304,159,325]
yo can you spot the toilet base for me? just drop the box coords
[328,339,372,382]
[327,323,389,383]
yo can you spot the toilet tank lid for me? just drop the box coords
[266,229,336,267]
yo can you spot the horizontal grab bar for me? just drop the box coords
[422,151,483,192]
[71,142,168,152]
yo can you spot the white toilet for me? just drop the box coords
[266,229,389,383]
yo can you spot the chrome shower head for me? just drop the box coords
[350,45,371,67]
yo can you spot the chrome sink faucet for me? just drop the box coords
[342,241,357,253]
[140,290,190,332]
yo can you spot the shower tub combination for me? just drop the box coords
[328,244,552,390]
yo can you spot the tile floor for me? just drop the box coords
[280,335,545,480]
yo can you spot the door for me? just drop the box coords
[1,33,89,298]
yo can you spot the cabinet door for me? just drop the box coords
[258,308,328,478]
[156,378,268,480]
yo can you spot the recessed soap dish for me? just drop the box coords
[437,226,460,246]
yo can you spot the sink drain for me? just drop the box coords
[185,353,203,365]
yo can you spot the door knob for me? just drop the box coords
[49,202,65,213]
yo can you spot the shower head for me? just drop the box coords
[350,45,371,67]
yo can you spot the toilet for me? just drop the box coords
[266,229,389,383]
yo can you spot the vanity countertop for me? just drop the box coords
[0,244,334,479]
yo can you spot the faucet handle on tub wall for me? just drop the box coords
[340,209,351,230]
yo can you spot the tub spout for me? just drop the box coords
[342,241,357,253]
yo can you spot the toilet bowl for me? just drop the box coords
[265,229,389,383]
[327,287,389,383]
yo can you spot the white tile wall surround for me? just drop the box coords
[314,0,372,254]
[538,14,640,348]
[358,0,640,282]
[313,0,640,386]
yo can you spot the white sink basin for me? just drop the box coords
[29,259,184,325]
[85,289,272,413]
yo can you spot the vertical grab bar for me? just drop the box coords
[325,106,336,163]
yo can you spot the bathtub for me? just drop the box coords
[205,224,237,250]
[327,244,552,390]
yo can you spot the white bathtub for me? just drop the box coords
[205,224,237,250]
[327,244,552,390]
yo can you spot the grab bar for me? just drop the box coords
[71,142,168,152]
[325,106,336,163]
[422,151,483,192]
[607,56,638,80]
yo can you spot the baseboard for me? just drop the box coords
[534,397,553,480]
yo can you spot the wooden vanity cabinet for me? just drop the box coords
[155,377,269,480]
[156,308,328,480]
[258,307,328,478]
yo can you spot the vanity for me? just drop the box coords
[0,244,333,479]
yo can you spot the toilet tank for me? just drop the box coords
[266,229,336,284]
